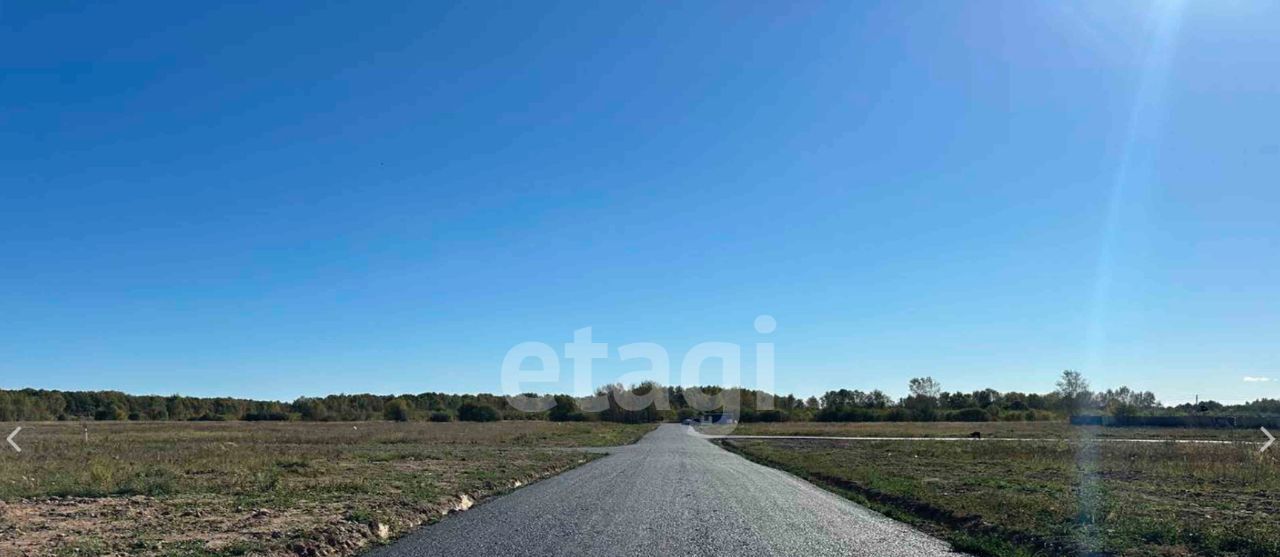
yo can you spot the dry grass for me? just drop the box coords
[0,421,654,556]
[719,433,1280,556]
[717,421,1261,442]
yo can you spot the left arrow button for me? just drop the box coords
[6,427,21,452]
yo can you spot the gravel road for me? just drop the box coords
[369,423,967,556]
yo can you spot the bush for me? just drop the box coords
[384,399,411,422]
[1025,409,1057,421]
[457,402,500,422]
[883,408,910,422]
[1112,404,1139,419]
[949,407,993,422]
[816,407,878,422]
[909,407,938,422]
[1000,410,1026,422]
[429,411,452,422]
[548,395,580,422]
[555,411,586,422]
[94,405,127,421]
[757,409,789,422]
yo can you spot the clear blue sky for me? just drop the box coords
[2,1,1277,404]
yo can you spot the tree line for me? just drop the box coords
[0,371,1274,423]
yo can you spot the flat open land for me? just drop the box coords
[0,421,654,557]
[718,421,1261,442]
[716,423,1280,556]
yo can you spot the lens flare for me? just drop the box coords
[1080,2,1187,554]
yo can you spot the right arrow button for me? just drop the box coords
[1262,427,1275,454]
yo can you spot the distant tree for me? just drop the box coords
[94,403,127,421]
[166,396,191,421]
[1095,386,1159,416]
[865,390,892,409]
[384,399,412,422]
[548,395,583,422]
[1238,399,1280,415]
[294,397,330,421]
[974,388,1001,408]
[1005,392,1028,411]
[1055,370,1091,416]
[1175,400,1223,414]
[905,377,941,421]
[1026,393,1047,410]
[757,409,788,422]
[1112,403,1139,420]
[779,395,798,410]
[941,391,973,410]
[458,402,500,422]
[909,377,941,399]
[883,408,910,422]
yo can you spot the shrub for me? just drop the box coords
[949,407,993,422]
[883,408,910,422]
[909,406,938,422]
[548,395,580,422]
[384,399,412,422]
[429,411,452,422]
[1000,410,1026,422]
[557,411,586,422]
[816,407,878,422]
[94,405,127,421]
[815,408,840,422]
[1112,404,1139,419]
[757,409,789,422]
[457,402,500,422]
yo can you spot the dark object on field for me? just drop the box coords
[969,431,981,439]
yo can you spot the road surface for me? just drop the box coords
[370,423,966,557]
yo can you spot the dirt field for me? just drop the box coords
[0,421,654,556]
[718,428,1280,556]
